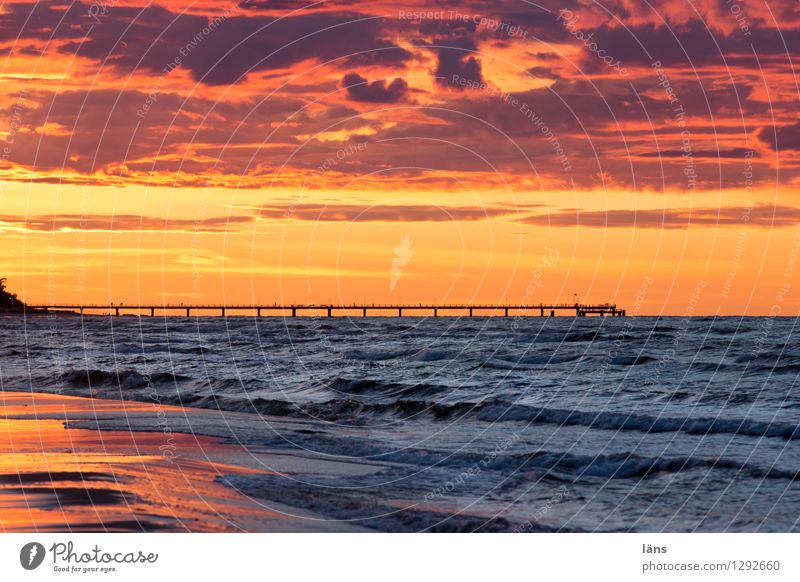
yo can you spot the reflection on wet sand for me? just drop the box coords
[0,391,327,532]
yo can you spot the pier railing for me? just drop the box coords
[25,303,626,317]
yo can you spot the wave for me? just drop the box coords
[218,473,519,533]
[735,352,800,365]
[610,355,655,366]
[341,447,800,482]
[751,364,800,374]
[463,400,800,440]
[58,369,189,390]
[316,376,452,399]
[481,354,584,370]
[163,393,800,440]
[514,450,800,481]
[530,331,600,343]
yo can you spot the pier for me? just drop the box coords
[27,303,626,317]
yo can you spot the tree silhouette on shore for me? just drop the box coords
[0,278,24,309]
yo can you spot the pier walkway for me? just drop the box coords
[27,303,626,317]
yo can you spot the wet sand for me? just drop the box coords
[0,391,368,532]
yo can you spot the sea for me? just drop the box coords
[1,313,799,532]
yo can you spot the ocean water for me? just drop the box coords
[1,313,799,532]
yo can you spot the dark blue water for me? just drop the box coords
[1,314,799,531]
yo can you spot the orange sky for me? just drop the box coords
[1,0,799,314]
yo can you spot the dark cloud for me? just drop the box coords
[527,66,558,80]
[581,22,720,69]
[2,2,413,86]
[432,36,484,89]
[260,203,514,221]
[240,0,364,11]
[342,73,409,103]
[0,214,254,232]
[761,124,800,152]
[521,204,799,229]
[0,2,91,41]
[638,148,756,159]
[418,18,477,37]
[0,88,303,176]
[341,39,414,69]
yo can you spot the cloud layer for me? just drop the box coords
[0,0,797,220]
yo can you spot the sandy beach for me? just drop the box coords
[0,390,371,532]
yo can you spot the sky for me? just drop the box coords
[0,0,798,314]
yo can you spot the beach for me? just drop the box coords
[0,390,371,532]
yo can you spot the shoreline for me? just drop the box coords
[0,390,369,532]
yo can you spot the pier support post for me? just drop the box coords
[550,310,555,317]
[363,308,367,317]
[186,308,190,317]
[327,307,332,317]
[221,307,226,317]
[434,308,438,317]
[540,308,544,317]
[469,308,473,317]
[150,307,154,317]
[292,308,296,317]
[504,308,508,317]
[257,308,261,317]
[115,307,120,317]
[398,308,402,317]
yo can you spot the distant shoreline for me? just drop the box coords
[0,308,51,316]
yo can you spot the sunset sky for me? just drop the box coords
[1,0,799,314]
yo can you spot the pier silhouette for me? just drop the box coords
[27,302,626,317]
